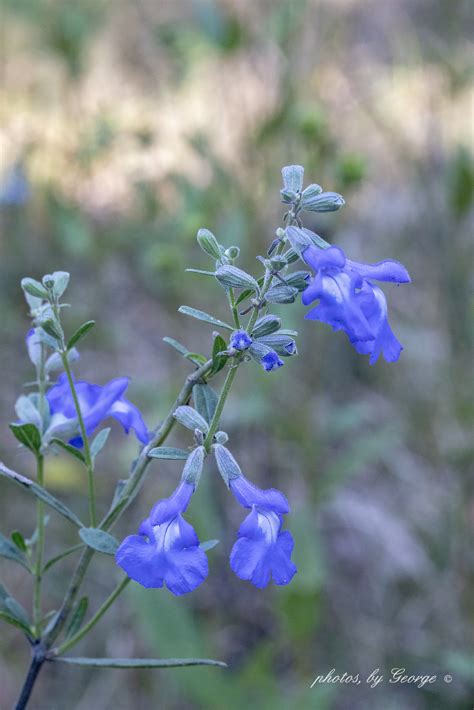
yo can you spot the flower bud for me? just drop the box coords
[251,314,281,338]
[301,191,345,212]
[197,228,222,260]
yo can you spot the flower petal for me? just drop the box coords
[109,396,150,444]
[149,481,195,525]
[230,476,289,513]
[115,534,165,589]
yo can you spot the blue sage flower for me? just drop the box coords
[115,481,208,594]
[260,351,284,372]
[302,245,410,364]
[229,475,297,589]
[46,373,150,447]
[230,330,253,351]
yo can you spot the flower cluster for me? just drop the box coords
[116,444,297,594]
[301,245,410,364]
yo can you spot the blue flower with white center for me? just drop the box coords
[260,351,284,372]
[115,481,208,594]
[229,474,297,589]
[45,372,150,448]
[230,330,253,351]
[302,245,410,364]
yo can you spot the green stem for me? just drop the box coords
[33,455,44,635]
[228,288,240,329]
[60,352,96,527]
[54,577,130,656]
[203,362,239,450]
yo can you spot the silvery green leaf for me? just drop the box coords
[215,265,259,292]
[148,447,189,460]
[284,270,311,291]
[0,584,32,636]
[210,334,228,376]
[301,183,322,201]
[269,256,287,271]
[45,347,79,374]
[224,246,240,260]
[301,190,345,212]
[185,269,216,277]
[173,406,209,433]
[200,539,219,552]
[255,333,297,356]
[21,277,49,300]
[50,271,70,299]
[24,291,44,312]
[0,462,84,528]
[50,438,86,464]
[39,318,63,343]
[163,336,189,357]
[90,428,111,461]
[214,431,228,444]
[193,383,218,423]
[14,395,42,429]
[0,533,30,571]
[283,248,300,264]
[251,314,281,338]
[9,422,41,453]
[281,165,304,193]
[181,446,205,485]
[280,188,297,204]
[37,326,61,350]
[214,444,242,486]
[265,284,299,304]
[178,306,233,331]
[284,226,314,255]
[65,597,88,639]
[196,228,222,260]
[79,528,119,555]
[52,657,226,669]
[111,479,127,508]
[67,320,95,350]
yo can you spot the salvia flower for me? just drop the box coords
[302,245,410,364]
[230,330,253,351]
[260,351,284,372]
[214,445,297,589]
[116,449,208,595]
[46,372,150,447]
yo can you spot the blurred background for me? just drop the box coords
[0,1,473,708]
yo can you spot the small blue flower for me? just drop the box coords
[115,481,208,594]
[230,330,253,351]
[302,245,410,364]
[229,475,297,588]
[46,372,150,447]
[261,351,284,372]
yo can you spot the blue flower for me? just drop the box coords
[229,475,297,588]
[46,373,150,447]
[302,245,410,364]
[261,351,284,372]
[230,330,253,351]
[115,481,208,594]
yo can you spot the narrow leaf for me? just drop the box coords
[43,543,84,573]
[79,528,119,555]
[234,288,254,306]
[21,277,49,299]
[0,533,30,571]
[178,306,233,331]
[148,447,189,460]
[0,463,84,528]
[51,439,86,463]
[90,428,111,461]
[51,657,227,669]
[11,531,27,553]
[67,320,95,350]
[210,334,228,376]
[163,337,189,357]
[173,406,209,433]
[65,597,88,639]
[184,352,208,366]
[9,423,41,454]
[193,384,218,423]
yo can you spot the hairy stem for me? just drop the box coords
[54,576,130,656]
[203,363,239,450]
[33,455,45,634]
[60,352,96,526]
